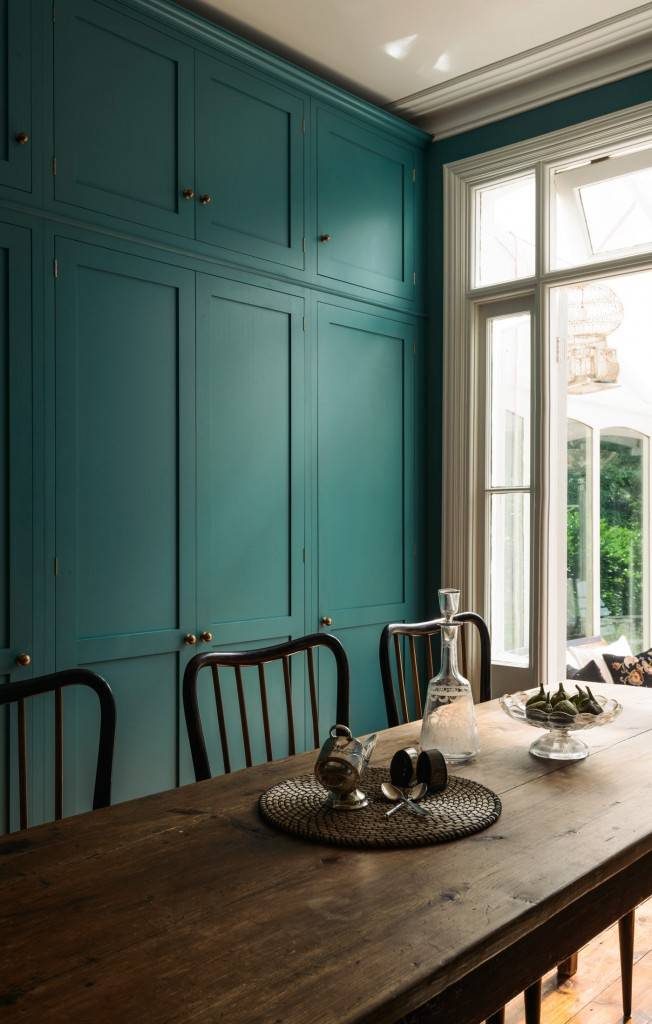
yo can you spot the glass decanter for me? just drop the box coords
[420,588,479,764]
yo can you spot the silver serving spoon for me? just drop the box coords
[381,780,428,818]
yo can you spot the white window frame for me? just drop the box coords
[442,100,652,695]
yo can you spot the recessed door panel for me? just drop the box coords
[316,108,415,299]
[55,237,196,809]
[196,55,305,268]
[196,275,304,646]
[54,0,194,234]
[317,303,415,734]
[0,0,30,192]
[0,221,31,681]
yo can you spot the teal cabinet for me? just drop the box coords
[0,221,32,682]
[316,303,416,733]
[54,0,195,235]
[196,274,305,647]
[315,108,417,301]
[0,0,31,192]
[196,56,305,269]
[54,237,196,808]
[187,274,307,779]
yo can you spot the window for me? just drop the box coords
[442,101,652,694]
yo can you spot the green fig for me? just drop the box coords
[526,684,546,707]
[555,699,578,716]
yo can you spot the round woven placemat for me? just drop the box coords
[259,766,501,849]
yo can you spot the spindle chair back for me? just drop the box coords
[379,612,491,727]
[183,633,350,781]
[0,668,116,830]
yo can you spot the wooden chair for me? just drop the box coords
[380,613,543,1024]
[0,668,116,831]
[182,632,350,781]
[379,611,492,727]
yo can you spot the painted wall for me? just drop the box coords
[427,69,652,605]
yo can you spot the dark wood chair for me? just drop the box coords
[379,611,492,726]
[183,632,350,781]
[0,668,116,831]
[380,613,542,1024]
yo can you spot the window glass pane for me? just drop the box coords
[551,147,652,270]
[555,268,651,653]
[475,173,535,288]
[580,167,652,256]
[490,492,530,665]
[488,313,531,487]
[567,421,592,640]
[600,432,644,651]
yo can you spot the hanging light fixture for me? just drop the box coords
[565,282,624,394]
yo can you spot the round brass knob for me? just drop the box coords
[199,194,212,205]
[182,187,195,200]
[183,633,198,646]
[15,132,29,145]
[15,652,31,667]
[200,631,213,643]
[319,234,332,242]
[320,616,333,627]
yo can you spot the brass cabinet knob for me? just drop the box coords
[15,652,31,667]
[183,633,198,646]
[198,194,212,205]
[200,631,213,643]
[15,132,29,145]
[320,616,333,627]
[319,234,332,242]
[182,187,195,200]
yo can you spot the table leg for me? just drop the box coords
[524,978,542,1024]
[557,951,579,980]
[619,909,636,1020]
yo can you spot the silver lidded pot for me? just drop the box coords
[314,725,377,810]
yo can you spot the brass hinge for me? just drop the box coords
[302,316,306,332]
[53,258,59,279]
[52,156,57,176]
[412,167,416,183]
[53,557,60,576]
[302,236,306,253]
[302,547,306,563]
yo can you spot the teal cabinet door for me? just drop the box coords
[0,222,31,833]
[196,55,305,269]
[0,0,31,191]
[0,222,32,682]
[54,0,194,235]
[315,108,416,301]
[316,303,416,734]
[190,274,306,776]
[54,237,196,810]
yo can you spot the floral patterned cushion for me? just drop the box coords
[603,648,652,686]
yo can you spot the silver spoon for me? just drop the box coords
[381,781,428,817]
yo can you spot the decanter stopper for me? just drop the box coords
[439,587,460,621]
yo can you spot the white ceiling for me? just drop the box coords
[178,0,649,106]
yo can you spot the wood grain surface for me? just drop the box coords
[2,684,652,1024]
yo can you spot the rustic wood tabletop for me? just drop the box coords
[2,683,652,1024]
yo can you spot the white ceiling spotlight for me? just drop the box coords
[383,34,418,60]
[433,53,451,72]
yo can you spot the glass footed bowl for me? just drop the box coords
[499,690,622,761]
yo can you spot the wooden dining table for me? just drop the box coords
[2,683,652,1024]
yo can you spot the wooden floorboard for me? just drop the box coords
[504,898,652,1024]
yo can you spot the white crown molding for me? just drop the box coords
[388,4,652,139]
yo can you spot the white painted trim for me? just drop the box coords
[442,101,652,691]
[388,5,652,139]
